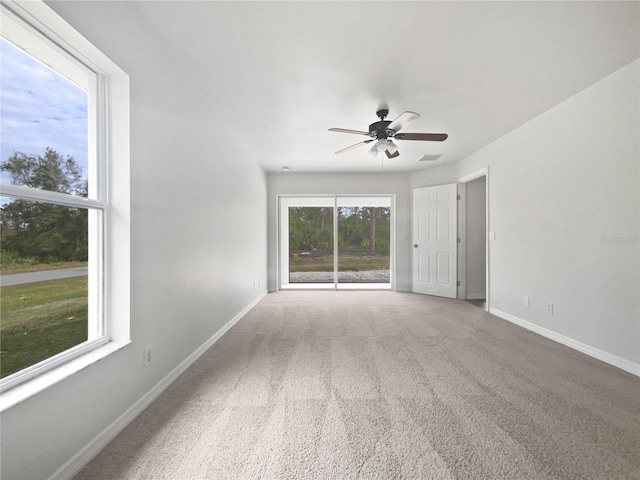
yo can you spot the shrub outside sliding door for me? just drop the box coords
[289,205,335,285]
[279,196,394,290]
[337,202,391,287]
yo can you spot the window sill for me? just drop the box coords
[0,339,130,412]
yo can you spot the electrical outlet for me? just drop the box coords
[547,303,554,315]
[524,296,530,306]
[144,346,152,367]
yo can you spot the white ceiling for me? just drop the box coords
[57,1,640,173]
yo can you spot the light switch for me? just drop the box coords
[489,232,496,240]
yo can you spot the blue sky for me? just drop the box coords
[1,38,88,184]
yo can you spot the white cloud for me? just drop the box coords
[0,39,88,183]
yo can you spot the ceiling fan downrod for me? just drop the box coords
[376,108,389,121]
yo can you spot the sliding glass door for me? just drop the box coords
[280,196,393,290]
[337,198,391,287]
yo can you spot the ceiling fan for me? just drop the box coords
[329,108,448,158]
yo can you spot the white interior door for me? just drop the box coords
[412,184,458,298]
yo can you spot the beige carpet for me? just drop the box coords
[76,291,640,479]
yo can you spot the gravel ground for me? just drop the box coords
[290,269,390,283]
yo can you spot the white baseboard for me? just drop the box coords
[490,308,640,377]
[51,290,268,480]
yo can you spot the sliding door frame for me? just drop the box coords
[278,194,396,291]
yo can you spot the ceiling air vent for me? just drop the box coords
[418,154,443,162]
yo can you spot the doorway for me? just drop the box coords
[457,168,489,311]
[279,196,394,290]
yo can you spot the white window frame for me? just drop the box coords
[0,0,130,410]
[278,195,395,291]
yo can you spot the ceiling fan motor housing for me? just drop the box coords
[369,120,394,139]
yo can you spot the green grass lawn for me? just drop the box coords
[290,252,390,272]
[0,276,88,378]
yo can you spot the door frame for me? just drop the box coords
[457,167,490,311]
[277,194,396,291]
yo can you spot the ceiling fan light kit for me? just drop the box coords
[386,140,398,155]
[369,138,398,157]
[329,108,448,160]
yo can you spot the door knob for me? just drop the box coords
[413,244,418,248]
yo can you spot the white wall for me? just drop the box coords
[0,3,267,479]
[453,60,640,367]
[1,2,636,477]
[267,173,411,292]
[410,163,458,190]
[465,176,487,299]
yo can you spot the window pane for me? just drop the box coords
[0,196,92,379]
[288,207,334,284]
[0,37,91,197]
[337,206,390,284]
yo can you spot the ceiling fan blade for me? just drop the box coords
[385,149,400,159]
[335,139,373,154]
[329,128,372,137]
[394,132,448,141]
[387,111,420,133]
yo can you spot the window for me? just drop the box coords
[279,196,394,290]
[0,1,129,401]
